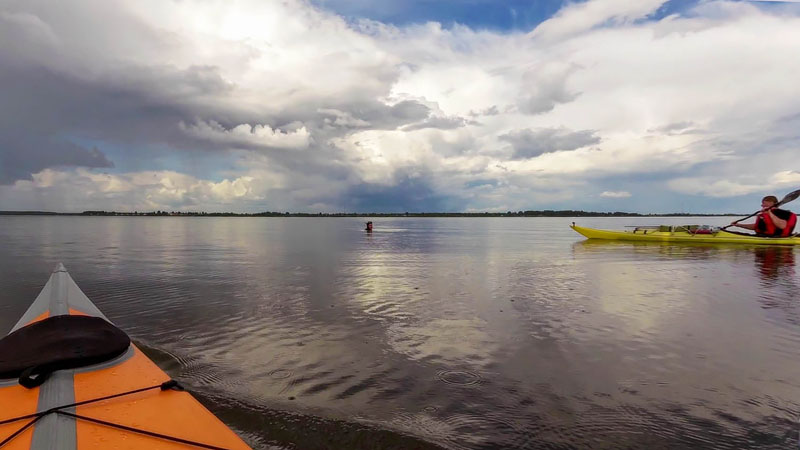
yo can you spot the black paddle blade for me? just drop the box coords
[778,188,800,206]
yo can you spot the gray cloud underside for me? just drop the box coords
[0,61,434,184]
[339,172,465,212]
[500,128,601,159]
[0,1,440,185]
[316,100,431,132]
[517,67,581,115]
[647,121,706,135]
[0,138,113,184]
[401,115,471,131]
[4,0,800,214]
[0,63,222,182]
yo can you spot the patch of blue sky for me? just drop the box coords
[465,178,501,188]
[314,0,800,33]
[146,151,241,182]
[67,137,233,182]
[311,0,571,31]
[645,0,800,22]
[311,0,786,31]
[646,0,702,20]
[743,0,800,14]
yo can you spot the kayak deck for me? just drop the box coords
[570,224,800,245]
[0,263,250,449]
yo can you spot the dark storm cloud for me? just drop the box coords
[316,100,431,131]
[178,98,434,175]
[339,173,463,212]
[500,127,600,159]
[0,57,431,185]
[0,138,113,184]
[0,6,421,184]
[0,64,234,141]
[0,62,239,183]
[0,1,441,191]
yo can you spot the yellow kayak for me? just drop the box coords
[571,224,800,245]
[0,263,250,449]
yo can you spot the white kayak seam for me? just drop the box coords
[31,266,77,450]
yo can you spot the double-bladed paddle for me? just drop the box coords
[721,188,800,230]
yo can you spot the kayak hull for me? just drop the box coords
[0,263,250,449]
[570,224,800,245]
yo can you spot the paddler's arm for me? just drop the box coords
[763,208,788,229]
[731,222,756,230]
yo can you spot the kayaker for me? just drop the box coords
[729,195,797,237]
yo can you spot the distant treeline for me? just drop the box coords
[0,210,740,217]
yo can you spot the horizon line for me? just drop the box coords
[0,210,745,217]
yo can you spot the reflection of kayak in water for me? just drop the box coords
[0,263,250,449]
[571,224,800,245]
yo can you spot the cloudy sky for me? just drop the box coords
[2,0,800,213]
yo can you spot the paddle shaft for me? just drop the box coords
[723,210,767,230]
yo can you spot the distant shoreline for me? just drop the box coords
[0,210,742,217]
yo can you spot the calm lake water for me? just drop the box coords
[1,216,799,449]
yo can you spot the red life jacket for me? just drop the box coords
[756,210,798,237]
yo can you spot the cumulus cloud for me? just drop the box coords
[314,100,433,132]
[666,169,800,198]
[774,170,800,184]
[401,115,470,131]
[4,168,264,212]
[668,170,800,198]
[318,108,371,128]
[666,178,763,198]
[530,0,668,41]
[359,100,432,129]
[180,120,311,150]
[500,128,600,159]
[517,63,582,115]
[2,0,800,212]
[469,105,500,117]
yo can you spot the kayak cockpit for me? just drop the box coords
[0,315,130,388]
